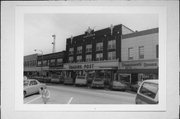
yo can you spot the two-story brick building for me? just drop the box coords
[119,28,159,85]
[64,24,134,82]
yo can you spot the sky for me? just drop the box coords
[24,14,158,55]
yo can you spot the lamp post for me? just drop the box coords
[34,49,44,82]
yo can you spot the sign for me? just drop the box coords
[120,60,158,69]
[64,60,119,70]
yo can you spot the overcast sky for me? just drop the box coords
[24,14,158,55]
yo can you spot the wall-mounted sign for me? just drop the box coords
[64,60,119,70]
[120,60,158,69]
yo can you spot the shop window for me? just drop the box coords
[77,46,82,54]
[86,54,92,62]
[69,56,73,63]
[77,55,82,62]
[108,51,116,60]
[139,46,144,59]
[156,45,158,58]
[108,40,116,49]
[96,42,103,51]
[69,48,74,55]
[96,53,103,61]
[86,44,92,53]
[128,47,134,60]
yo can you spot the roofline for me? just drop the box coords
[122,27,158,39]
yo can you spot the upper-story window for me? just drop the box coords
[96,53,103,61]
[96,42,103,51]
[156,45,158,58]
[37,61,42,67]
[57,58,63,65]
[77,55,82,62]
[86,54,92,62]
[50,59,56,66]
[69,48,74,55]
[128,47,134,60]
[77,46,82,54]
[139,46,144,59]
[108,51,116,60]
[86,44,92,53]
[108,40,116,49]
[43,60,48,66]
[69,56,73,63]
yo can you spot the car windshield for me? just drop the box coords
[94,78,103,81]
[77,76,85,79]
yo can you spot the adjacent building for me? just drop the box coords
[119,28,159,84]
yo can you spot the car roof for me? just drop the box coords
[142,79,158,84]
[24,79,37,81]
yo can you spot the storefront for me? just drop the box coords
[118,59,158,84]
[63,60,119,84]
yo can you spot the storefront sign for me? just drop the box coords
[120,60,158,69]
[69,64,94,69]
[64,61,119,70]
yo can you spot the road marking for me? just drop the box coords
[25,95,42,104]
[67,97,73,104]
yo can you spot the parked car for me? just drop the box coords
[91,78,105,88]
[24,79,46,98]
[75,75,87,86]
[135,79,158,104]
[109,80,128,91]
[64,76,74,85]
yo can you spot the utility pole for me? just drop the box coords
[52,34,56,53]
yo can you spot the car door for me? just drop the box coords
[28,81,35,95]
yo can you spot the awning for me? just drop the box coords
[118,69,158,74]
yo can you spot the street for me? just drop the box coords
[24,84,136,104]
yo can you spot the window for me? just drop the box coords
[86,44,92,53]
[50,59,55,66]
[37,61,42,66]
[86,54,92,62]
[139,82,158,99]
[69,57,73,63]
[69,48,74,55]
[77,46,82,54]
[57,58,63,65]
[96,53,103,61]
[108,40,116,49]
[156,45,158,58]
[139,46,144,59]
[96,42,103,51]
[43,60,47,66]
[128,47,133,60]
[77,55,82,62]
[108,51,116,60]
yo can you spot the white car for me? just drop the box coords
[135,79,158,104]
[24,79,46,98]
[75,76,87,86]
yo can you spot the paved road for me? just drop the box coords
[24,84,136,104]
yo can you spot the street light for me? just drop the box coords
[34,49,44,82]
